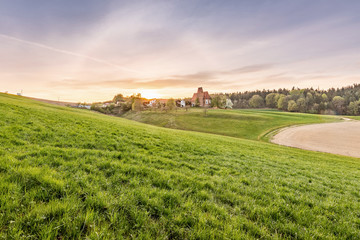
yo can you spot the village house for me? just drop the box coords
[147,99,157,107]
[180,100,186,107]
[76,104,91,109]
[101,102,113,108]
[191,87,211,107]
[175,99,187,108]
[148,99,168,107]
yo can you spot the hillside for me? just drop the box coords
[1,93,360,239]
[122,108,340,140]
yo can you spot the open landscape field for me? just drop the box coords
[272,121,360,158]
[123,109,340,141]
[1,93,360,239]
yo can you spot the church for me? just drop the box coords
[191,87,211,107]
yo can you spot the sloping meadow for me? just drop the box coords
[0,94,360,239]
[122,108,339,141]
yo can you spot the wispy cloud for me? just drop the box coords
[0,33,138,73]
[48,64,273,90]
[221,64,273,75]
[170,64,273,81]
[49,78,210,89]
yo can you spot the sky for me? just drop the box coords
[1,0,360,102]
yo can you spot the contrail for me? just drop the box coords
[0,33,138,73]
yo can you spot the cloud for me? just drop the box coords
[0,33,138,73]
[49,78,218,89]
[48,64,273,90]
[221,64,273,75]
[170,71,218,81]
[170,64,273,81]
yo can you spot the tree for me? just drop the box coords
[296,97,306,112]
[195,97,200,107]
[249,95,264,108]
[113,94,124,103]
[166,98,176,110]
[90,103,99,111]
[120,102,132,112]
[347,101,360,115]
[310,103,320,114]
[289,89,301,101]
[321,93,328,102]
[287,100,299,112]
[332,96,345,114]
[132,98,142,111]
[225,99,233,109]
[265,93,277,108]
[306,92,314,106]
[211,94,226,108]
[155,100,162,109]
[192,83,360,115]
[277,94,288,110]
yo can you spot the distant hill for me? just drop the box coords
[25,96,78,107]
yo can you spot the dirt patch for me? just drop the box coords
[272,121,360,158]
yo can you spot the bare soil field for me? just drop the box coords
[272,120,360,158]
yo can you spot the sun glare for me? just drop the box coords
[140,89,161,99]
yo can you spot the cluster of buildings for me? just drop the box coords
[148,87,212,108]
[92,87,213,111]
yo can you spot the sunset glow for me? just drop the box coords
[1,1,360,102]
[139,89,162,100]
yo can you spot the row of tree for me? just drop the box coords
[91,93,179,115]
[215,84,360,115]
[91,84,360,116]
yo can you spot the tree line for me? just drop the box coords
[90,93,179,115]
[217,84,360,115]
[90,84,360,116]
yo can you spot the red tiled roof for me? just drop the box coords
[191,88,211,102]
[203,91,210,99]
[191,93,197,102]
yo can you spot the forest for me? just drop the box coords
[219,84,360,115]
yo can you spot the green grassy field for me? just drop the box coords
[349,116,360,120]
[123,109,340,141]
[1,93,360,239]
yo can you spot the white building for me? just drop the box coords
[180,100,186,107]
[148,99,157,107]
